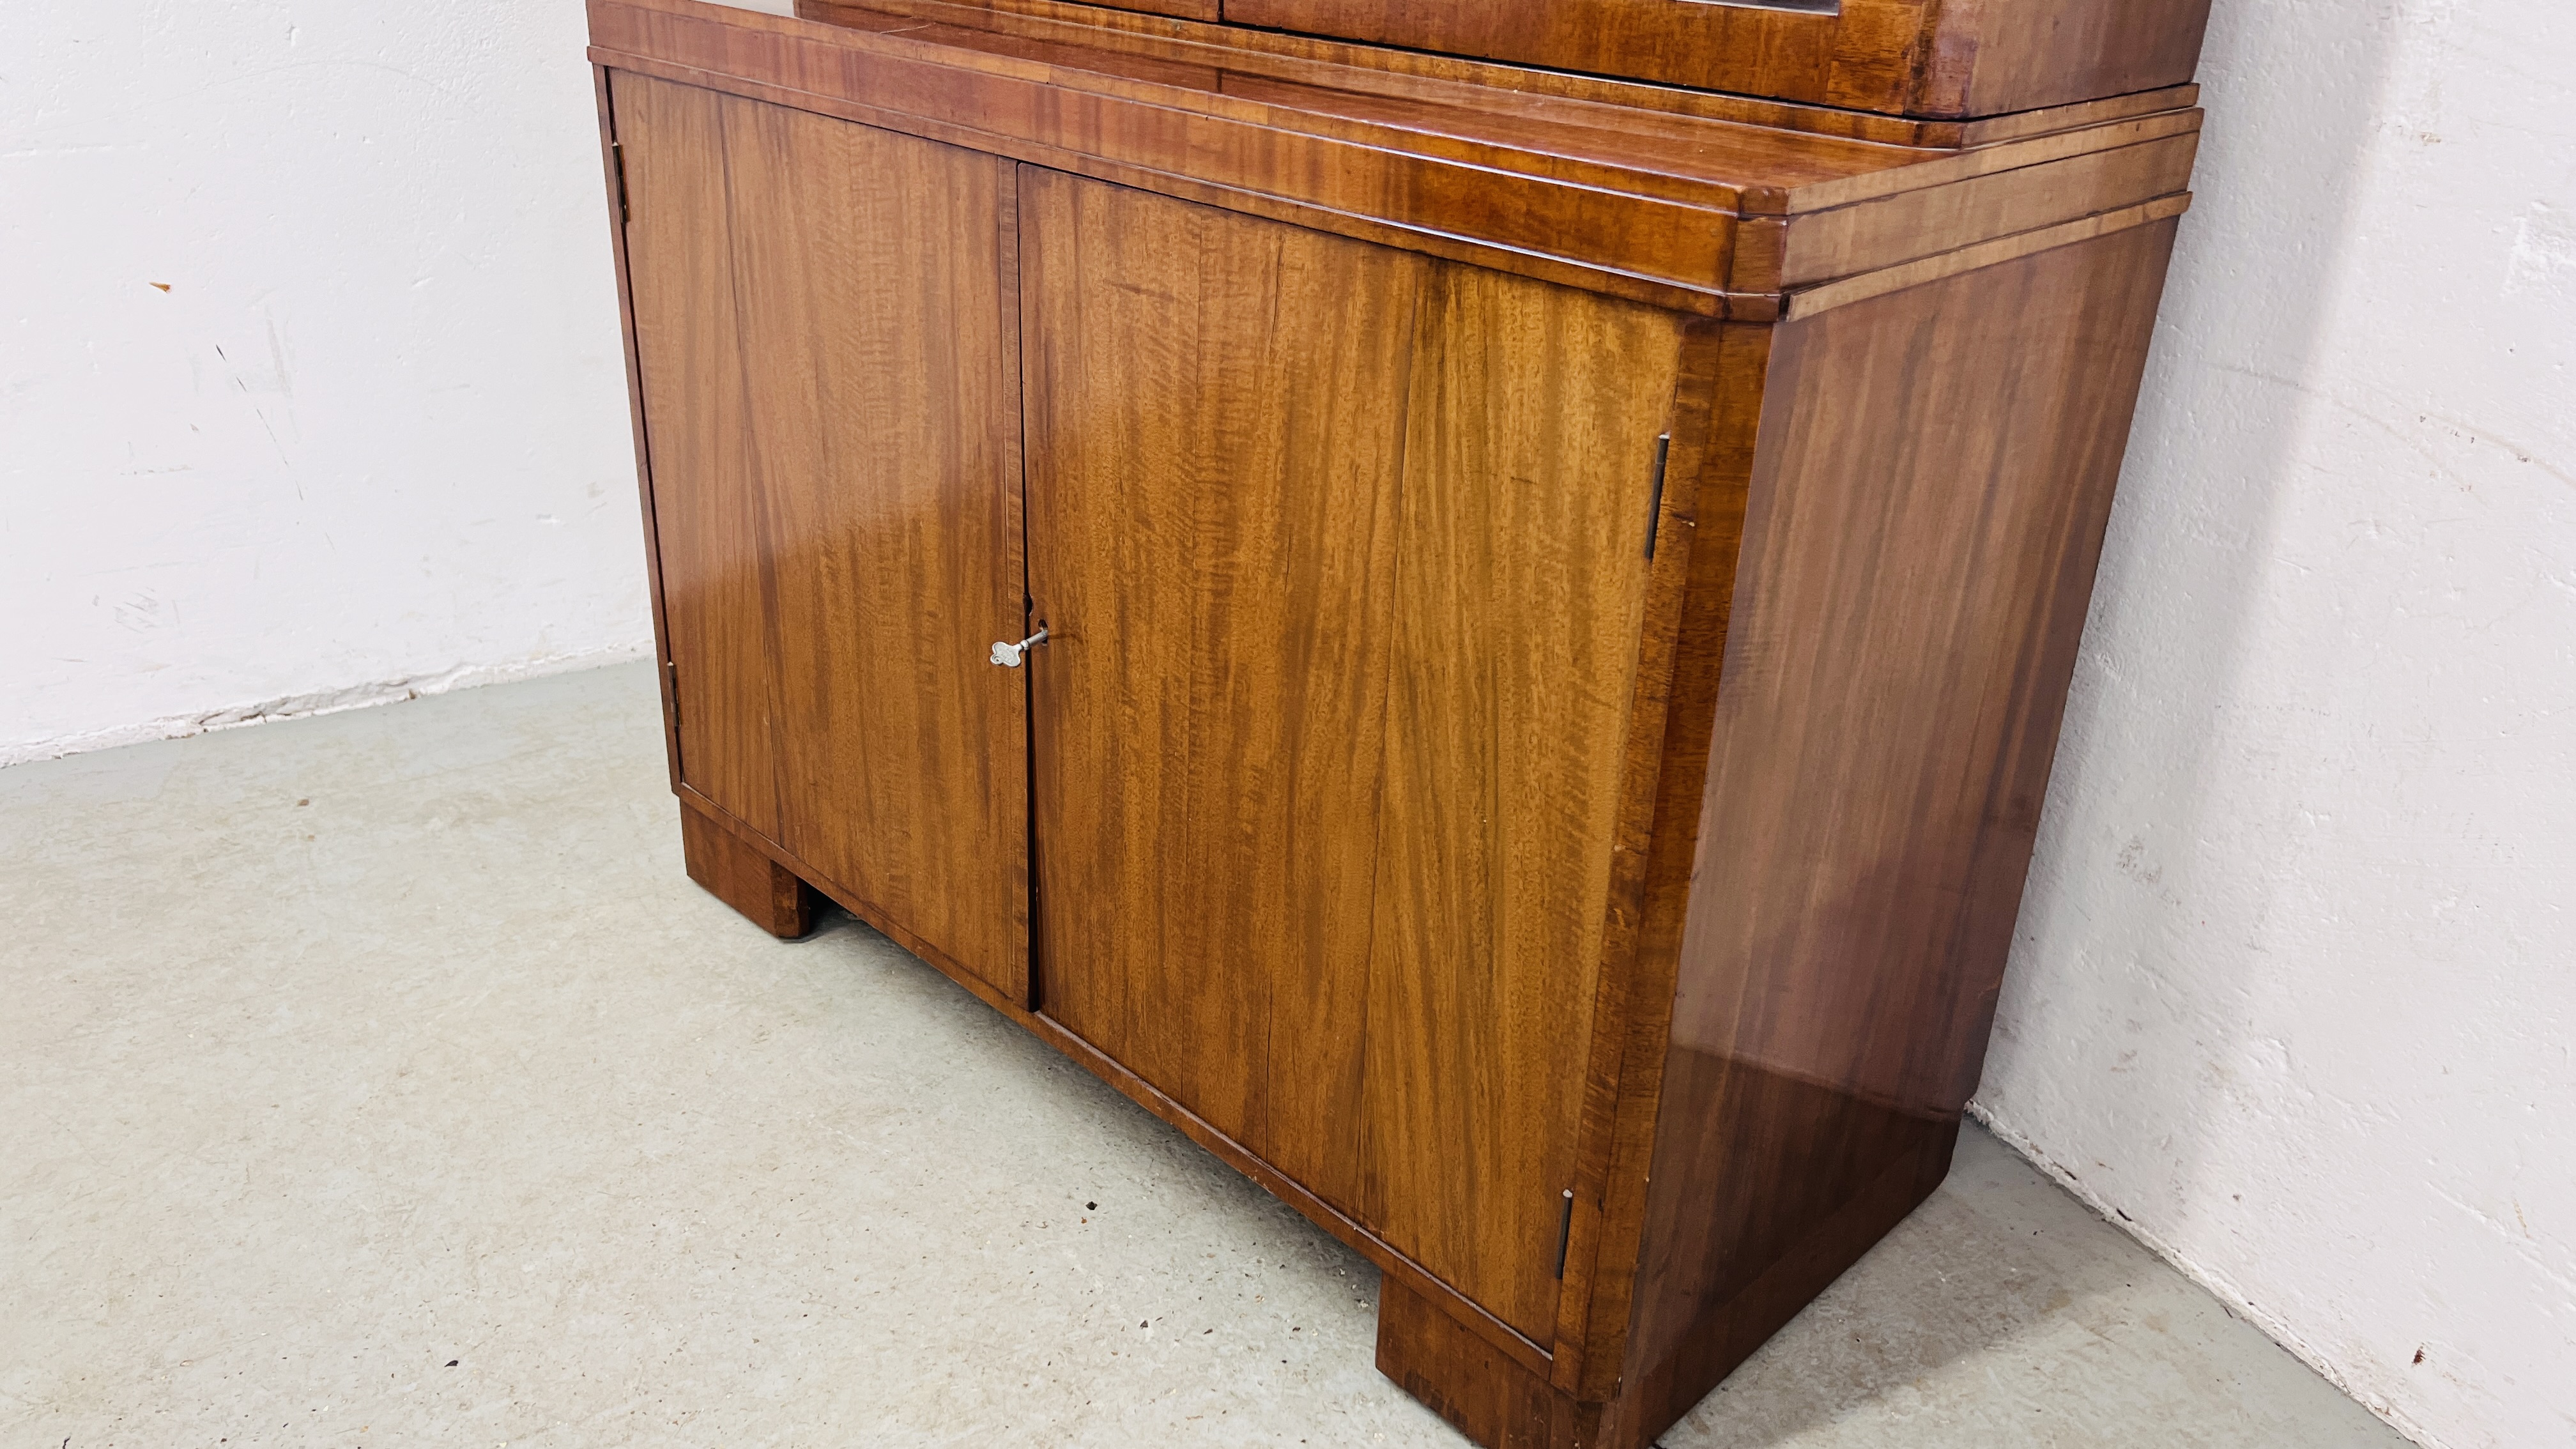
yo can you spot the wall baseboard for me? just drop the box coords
[0,641,653,769]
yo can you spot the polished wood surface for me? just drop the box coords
[835,0,2200,150]
[586,0,2202,314]
[594,68,682,794]
[1549,321,1765,1405]
[618,73,785,840]
[1611,217,2183,1449]
[680,799,819,938]
[597,0,2207,1436]
[1379,1275,1561,1449]
[1224,0,2212,119]
[1090,0,1215,21]
[1357,261,1685,1344]
[1787,193,2191,318]
[615,72,1029,999]
[1766,122,2198,286]
[1020,167,1418,1184]
[1023,170,1685,1344]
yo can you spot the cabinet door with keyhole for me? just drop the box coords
[616,73,1029,999]
[1018,165,1689,1344]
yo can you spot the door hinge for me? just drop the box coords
[1643,432,1671,560]
[1554,1188,1576,1279]
[664,659,679,725]
[611,139,631,226]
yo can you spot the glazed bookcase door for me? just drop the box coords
[614,73,1031,999]
[1017,166,1689,1344]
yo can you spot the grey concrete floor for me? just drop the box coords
[1,663,2410,1449]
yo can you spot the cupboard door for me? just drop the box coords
[1355,261,1688,1345]
[1018,167,1422,1190]
[1021,168,1687,1342]
[618,73,780,841]
[617,74,1029,998]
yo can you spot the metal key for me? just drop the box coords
[989,627,1049,668]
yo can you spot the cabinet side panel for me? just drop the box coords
[1020,170,1422,1190]
[1360,265,1687,1346]
[715,97,1029,998]
[617,73,786,839]
[1618,219,2181,1444]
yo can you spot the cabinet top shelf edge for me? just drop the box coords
[602,0,2198,207]
[818,0,2203,150]
[592,0,2199,307]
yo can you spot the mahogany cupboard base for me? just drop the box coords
[598,1,2198,1443]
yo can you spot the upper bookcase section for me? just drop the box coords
[1146,0,2215,119]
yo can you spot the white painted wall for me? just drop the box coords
[1,1,651,765]
[1978,4,2576,1448]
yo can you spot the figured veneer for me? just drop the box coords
[1020,169,1689,1342]
[1019,168,1418,1192]
[617,72,1029,997]
[1223,0,2214,119]
[1600,219,2181,1445]
[587,0,2202,316]
[593,0,2204,1439]
[680,800,819,939]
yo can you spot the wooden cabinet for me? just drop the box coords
[591,1,2207,1443]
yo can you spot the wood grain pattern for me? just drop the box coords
[1091,0,1215,21]
[1378,1275,1562,1449]
[1935,0,2215,119]
[618,72,1029,996]
[1222,0,2211,119]
[595,0,1750,300]
[595,69,683,794]
[1020,167,1420,1181]
[712,91,1029,1000]
[1787,194,2191,319]
[1775,131,2200,286]
[1548,321,1765,1403]
[1607,217,2184,1449]
[617,73,786,839]
[1023,169,1687,1346]
[680,797,820,937]
[1358,263,1686,1345]
[588,0,2199,314]
[832,0,2196,150]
